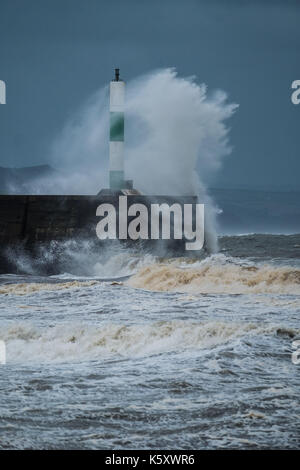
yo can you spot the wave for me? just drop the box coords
[1,320,294,364]
[0,280,100,296]
[4,239,156,277]
[127,255,300,294]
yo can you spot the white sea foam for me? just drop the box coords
[1,320,286,364]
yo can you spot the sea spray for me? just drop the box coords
[4,239,156,277]
[126,70,236,254]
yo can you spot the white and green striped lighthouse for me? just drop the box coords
[109,68,125,190]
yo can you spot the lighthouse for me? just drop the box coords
[109,68,125,190]
[98,69,138,195]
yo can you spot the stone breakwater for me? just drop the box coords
[0,194,197,273]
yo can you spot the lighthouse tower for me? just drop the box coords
[109,68,126,190]
[98,69,138,196]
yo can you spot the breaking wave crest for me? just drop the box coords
[4,239,156,278]
[127,255,300,294]
[0,280,99,296]
[1,320,293,364]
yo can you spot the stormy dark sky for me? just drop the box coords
[0,0,299,190]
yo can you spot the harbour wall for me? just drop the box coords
[0,194,198,273]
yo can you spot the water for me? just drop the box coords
[0,234,299,449]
